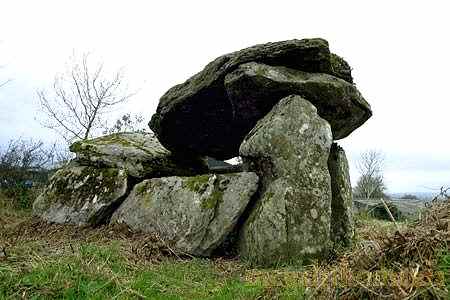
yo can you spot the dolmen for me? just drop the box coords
[34,38,371,265]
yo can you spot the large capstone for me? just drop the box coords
[225,62,371,140]
[111,172,259,256]
[328,143,354,246]
[150,38,356,159]
[238,95,333,265]
[32,162,128,226]
[70,132,208,178]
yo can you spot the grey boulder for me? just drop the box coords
[150,38,354,159]
[111,172,259,256]
[70,132,208,178]
[33,162,128,226]
[328,143,354,246]
[225,62,371,140]
[238,95,333,265]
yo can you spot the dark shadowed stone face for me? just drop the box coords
[150,38,358,160]
[328,143,354,247]
[225,63,371,142]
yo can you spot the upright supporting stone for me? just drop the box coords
[238,95,333,265]
[328,143,354,246]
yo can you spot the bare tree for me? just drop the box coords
[353,150,387,200]
[0,138,56,187]
[37,53,133,143]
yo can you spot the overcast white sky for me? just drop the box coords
[1,0,449,193]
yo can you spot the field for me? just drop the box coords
[1,192,449,299]
[354,198,427,220]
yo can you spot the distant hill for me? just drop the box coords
[389,192,435,201]
[354,198,427,220]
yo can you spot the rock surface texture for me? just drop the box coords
[328,143,354,246]
[70,132,208,178]
[225,62,371,140]
[150,38,361,159]
[33,38,371,266]
[33,162,128,226]
[111,173,259,256]
[238,95,333,265]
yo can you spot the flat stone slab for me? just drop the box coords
[70,132,208,178]
[225,62,371,140]
[111,172,259,256]
[33,162,128,226]
[150,38,355,159]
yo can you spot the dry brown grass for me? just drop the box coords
[0,217,183,266]
[1,195,450,299]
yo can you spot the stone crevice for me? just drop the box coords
[33,38,369,265]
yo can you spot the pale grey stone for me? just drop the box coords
[33,162,128,226]
[111,172,259,256]
[70,132,208,178]
[238,95,333,265]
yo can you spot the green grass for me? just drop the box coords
[0,240,309,299]
[438,251,450,288]
[0,195,447,299]
[0,194,308,299]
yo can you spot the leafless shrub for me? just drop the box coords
[0,138,58,208]
[37,52,134,143]
[354,150,387,200]
[103,113,149,135]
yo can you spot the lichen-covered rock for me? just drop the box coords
[111,172,259,256]
[70,132,208,178]
[238,95,332,265]
[32,162,128,226]
[328,143,354,246]
[150,38,354,159]
[225,62,371,140]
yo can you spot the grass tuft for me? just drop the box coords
[1,194,449,299]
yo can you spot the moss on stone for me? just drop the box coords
[141,192,154,208]
[69,141,83,153]
[71,133,152,156]
[183,175,210,193]
[201,189,224,210]
[330,53,353,83]
[68,133,208,179]
[134,181,149,196]
[39,165,126,211]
